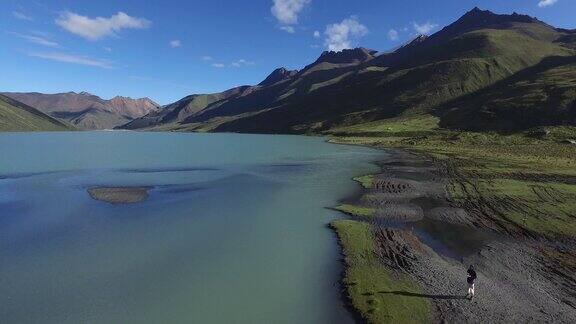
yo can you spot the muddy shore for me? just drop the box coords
[334,149,576,323]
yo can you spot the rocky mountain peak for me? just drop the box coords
[316,47,378,65]
[258,67,298,86]
[455,7,541,30]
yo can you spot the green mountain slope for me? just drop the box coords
[440,55,576,131]
[0,94,73,132]
[121,8,576,134]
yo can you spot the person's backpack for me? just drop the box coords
[467,269,477,283]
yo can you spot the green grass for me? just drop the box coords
[0,94,73,132]
[330,114,439,136]
[332,220,430,323]
[331,122,576,238]
[334,204,375,218]
[450,177,576,237]
[353,174,375,189]
[440,56,576,132]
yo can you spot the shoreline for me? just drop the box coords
[329,143,576,323]
[330,148,435,323]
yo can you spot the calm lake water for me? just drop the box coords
[0,132,383,324]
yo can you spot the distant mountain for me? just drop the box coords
[121,86,251,131]
[2,92,159,130]
[0,94,73,132]
[121,7,576,134]
[108,96,160,119]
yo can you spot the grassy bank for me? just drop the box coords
[328,115,576,322]
[331,220,430,323]
[330,115,576,238]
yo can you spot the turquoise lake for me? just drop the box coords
[0,132,384,323]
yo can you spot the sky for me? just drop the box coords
[1,0,575,105]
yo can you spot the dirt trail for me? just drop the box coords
[363,150,576,323]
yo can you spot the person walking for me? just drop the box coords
[466,265,477,300]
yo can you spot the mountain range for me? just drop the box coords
[1,92,159,130]
[0,94,73,132]
[1,7,574,134]
[121,7,576,134]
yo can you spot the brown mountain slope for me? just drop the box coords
[2,92,159,130]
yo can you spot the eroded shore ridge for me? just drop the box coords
[88,186,150,204]
[332,149,576,323]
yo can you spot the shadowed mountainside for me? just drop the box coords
[440,55,576,131]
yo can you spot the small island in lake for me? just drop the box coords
[88,186,151,204]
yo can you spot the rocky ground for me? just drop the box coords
[362,150,576,323]
[87,186,150,204]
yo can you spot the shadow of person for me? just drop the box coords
[379,290,467,300]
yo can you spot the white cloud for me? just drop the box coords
[103,46,112,52]
[13,11,33,21]
[230,59,255,67]
[28,52,113,68]
[313,30,320,38]
[9,32,58,47]
[271,0,310,25]
[324,16,368,51]
[413,22,438,35]
[211,63,225,68]
[239,59,255,65]
[388,29,399,41]
[56,11,151,41]
[538,0,558,7]
[202,55,213,61]
[169,40,181,48]
[280,26,295,33]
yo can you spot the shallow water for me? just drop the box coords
[0,132,384,324]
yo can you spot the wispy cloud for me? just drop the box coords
[324,16,368,51]
[169,40,181,48]
[205,58,254,68]
[28,52,113,68]
[271,0,310,33]
[388,29,399,41]
[230,59,255,67]
[56,11,151,41]
[538,0,558,7]
[103,46,112,52]
[413,22,438,35]
[13,11,33,21]
[313,30,320,38]
[8,32,59,47]
[280,26,295,33]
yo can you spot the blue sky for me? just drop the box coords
[1,0,574,105]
